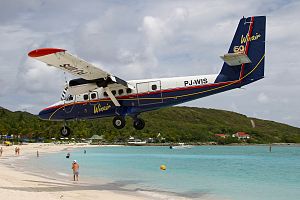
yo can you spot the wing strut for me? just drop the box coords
[104,87,120,107]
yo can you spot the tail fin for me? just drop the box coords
[215,16,266,85]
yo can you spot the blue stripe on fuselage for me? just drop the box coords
[40,82,239,121]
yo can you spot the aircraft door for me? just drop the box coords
[136,80,163,106]
[64,94,75,113]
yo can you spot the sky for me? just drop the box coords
[0,0,299,128]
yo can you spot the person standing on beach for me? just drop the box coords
[0,147,3,156]
[72,160,79,181]
[15,147,18,155]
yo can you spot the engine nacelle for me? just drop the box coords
[68,78,99,95]
[66,76,129,95]
[68,83,98,95]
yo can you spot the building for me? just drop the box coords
[89,134,105,144]
[232,132,250,139]
[127,136,146,145]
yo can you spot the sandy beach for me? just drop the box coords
[0,143,187,200]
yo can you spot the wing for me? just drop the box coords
[28,48,130,88]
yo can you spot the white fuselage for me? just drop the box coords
[51,74,219,107]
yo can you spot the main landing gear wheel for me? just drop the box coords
[133,118,145,130]
[60,126,71,137]
[113,116,126,129]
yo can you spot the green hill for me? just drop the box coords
[0,106,299,143]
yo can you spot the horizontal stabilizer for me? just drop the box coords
[220,53,251,66]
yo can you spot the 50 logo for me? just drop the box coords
[233,45,245,53]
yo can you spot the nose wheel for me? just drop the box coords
[60,126,71,137]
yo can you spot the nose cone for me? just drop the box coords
[38,109,51,120]
[39,102,65,120]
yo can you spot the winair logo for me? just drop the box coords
[234,33,262,53]
[184,78,208,86]
[94,104,111,114]
[240,33,261,44]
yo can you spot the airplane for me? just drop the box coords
[28,16,266,137]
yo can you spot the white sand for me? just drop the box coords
[0,143,211,200]
[0,143,154,200]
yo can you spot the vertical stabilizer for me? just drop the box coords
[215,16,266,85]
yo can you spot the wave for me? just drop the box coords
[56,172,69,177]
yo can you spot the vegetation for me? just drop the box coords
[0,106,300,144]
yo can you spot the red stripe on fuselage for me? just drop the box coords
[28,48,66,57]
[42,80,233,112]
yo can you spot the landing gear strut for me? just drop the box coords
[113,116,126,129]
[133,118,145,130]
[60,126,71,137]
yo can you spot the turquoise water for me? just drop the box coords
[26,146,300,200]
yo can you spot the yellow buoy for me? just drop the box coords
[160,165,166,170]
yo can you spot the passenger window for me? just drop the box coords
[151,85,157,91]
[103,92,108,97]
[118,89,124,95]
[83,94,88,101]
[126,88,132,94]
[91,93,96,99]
[112,90,116,95]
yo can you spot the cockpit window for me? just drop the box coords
[83,94,88,101]
[67,95,73,101]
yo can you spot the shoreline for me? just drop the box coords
[116,142,300,146]
[1,143,298,200]
[0,143,154,200]
[0,143,205,200]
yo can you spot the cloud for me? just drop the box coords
[0,0,299,127]
[17,58,65,94]
[142,16,169,44]
[257,93,270,104]
[0,0,41,24]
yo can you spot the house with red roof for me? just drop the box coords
[232,132,250,139]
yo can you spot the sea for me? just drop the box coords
[20,145,300,200]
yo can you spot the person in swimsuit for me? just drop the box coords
[72,160,79,181]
